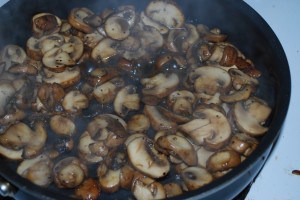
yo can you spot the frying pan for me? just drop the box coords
[0,0,290,199]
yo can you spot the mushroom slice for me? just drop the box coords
[37,82,65,110]
[163,183,183,198]
[68,7,97,33]
[17,154,53,187]
[197,24,227,43]
[75,178,100,200]
[93,77,124,104]
[156,134,198,166]
[0,45,27,70]
[196,147,215,168]
[127,114,150,134]
[229,68,259,90]
[7,62,38,75]
[83,31,105,48]
[40,34,65,55]
[78,132,103,163]
[140,11,168,34]
[141,73,179,99]
[0,109,26,126]
[132,175,166,200]
[157,106,191,124]
[53,157,88,188]
[168,90,195,116]
[98,167,121,193]
[119,165,135,190]
[139,25,164,51]
[0,145,23,160]
[50,115,76,136]
[206,150,241,173]
[26,36,43,60]
[230,133,258,156]
[144,105,177,132]
[189,66,231,95]
[124,133,145,147]
[104,16,130,41]
[180,108,231,150]
[181,167,213,191]
[145,0,184,29]
[91,38,120,63]
[62,90,89,114]
[127,136,170,178]
[233,97,272,136]
[0,82,16,116]
[32,13,62,38]
[220,84,253,103]
[43,66,81,88]
[114,85,140,117]
[115,6,137,28]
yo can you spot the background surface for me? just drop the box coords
[0,0,299,199]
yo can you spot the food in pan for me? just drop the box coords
[0,0,272,199]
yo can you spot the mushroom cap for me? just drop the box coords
[32,13,62,38]
[181,167,213,191]
[104,16,130,41]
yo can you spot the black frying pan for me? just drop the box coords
[0,0,290,199]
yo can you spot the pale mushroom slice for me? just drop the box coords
[141,73,179,99]
[49,115,76,136]
[145,0,184,29]
[53,157,88,188]
[43,66,81,88]
[229,68,259,90]
[168,90,196,116]
[188,66,231,95]
[115,5,137,28]
[0,45,27,71]
[119,164,135,190]
[87,67,118,87]
[98,165,121,193]
[140,11,168,34]
[220,84,253,103]
[17,154,53,187]
[91,38,120,63]
[26,36,43,61]
[114,85,140,117]
[163,183,183,198]
[78,131,103,163]
[0,145,23,160]
[230,133,258,157]
[127,114,150,134]
[62,90,89,114]
[144,105,177,132]
[68,7,101,33]
[127,136,170,178]
[40,34,65,55]
[179,108,231,150]
[206,149,241,173]
[132,174,166,200]
[93,77,125,104]
[32,13,62,38]
[181,167,213,191]
[104,16,130,40]
[233,98,272,136]
[196,147,215,168]
[83,31,105,48]
[156,134,198,166]
[139,25,164,51]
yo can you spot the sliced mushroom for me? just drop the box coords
[189,66,231,95]
[83,31,105,48]
[206,149,241,173]
[68,7,99,33]
[62,90,89,114]
[168,90,195,116]
[230,133,258,156]
[140,11,168,34]
[139,25,164,51]
[220,85,253,103]
[0,145,23,160]
[114,85,140,117]
[233,97,272,136]
[91,38,120,63]
[155,53,187,72]
[127,114,150,134]
[141,73,179,99]
[78,131,103,163]
[132,175,166,200]
[156,134,198,166]
[196,147,215,168]
[115,5,137,28]
[105,16,130,41]
[144,105,177,132]
[0,45,27,71]
[53,157,88,188]
[17,154,53,187]
[0,108,26,126]
[98,167,121,193]
[32,13,62,38]
[39,34,65,55]
[7,62,38,75]
[75,178,100,200]
[181,167,213,191]
[93,77,125,104]
[43,66,81,88]
[145,0,184,29]
[127,136,170,178]
[37,82,65,111]
[49,115,76,136]
[179,108,231,150]
[157,106,191,124]
[197,24,227,43]
[119,164,135,190]
[229,68,259,90]
[163,183,183,198]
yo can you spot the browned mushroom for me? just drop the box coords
[62,90,89,114]
[0,82,16,116]
[68,8,100,33]
[229,68,259,90]
[127,114,150,134]
[196,147,215,168]
[0,45,27,71]
[230,133,258,157]
[75,178,100,200]
[233,97,272,136]
[119,164,135,190]
[104,16,130,41]
[181,167,213,191]
[17,154,53,187]
[168,90,195,116]
[164,183,183,198]
[220,85,254,103]
[49,115,76,136]
[98,164,121,193]
[91,38,120,63]
[197,24,227,43]
[32,13,62,38]
[126,136,170,178]
[53,157,88,188]
[83,31,105,48]
[140,11,168,34]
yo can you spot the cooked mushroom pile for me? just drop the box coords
[0,0,272,199]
